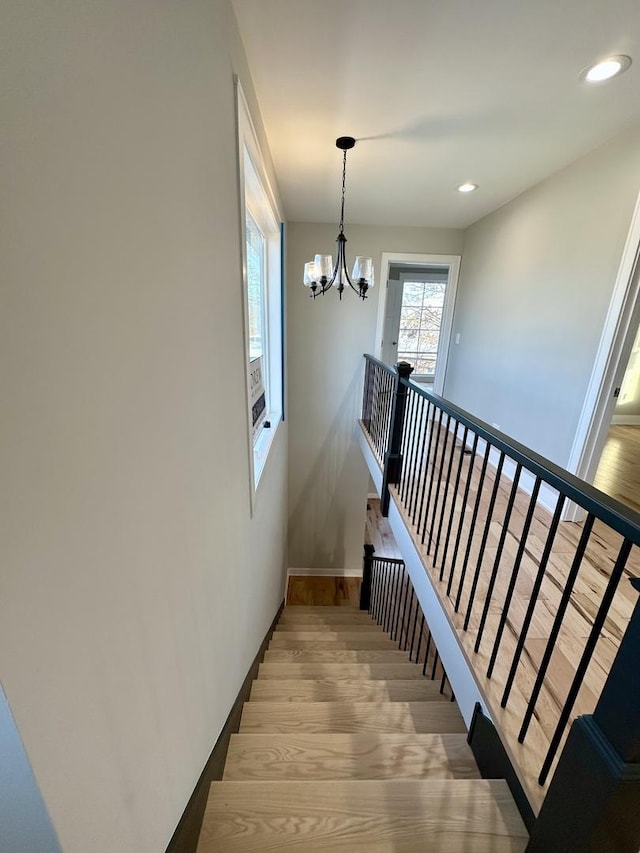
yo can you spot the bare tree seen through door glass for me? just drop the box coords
[397,281,446,375]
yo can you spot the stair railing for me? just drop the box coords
[360,544,454,697]
[361,353,640,853]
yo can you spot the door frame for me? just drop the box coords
[374,252,461,395]
[565,189,640,520]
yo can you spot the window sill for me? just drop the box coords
[253,412,282,490]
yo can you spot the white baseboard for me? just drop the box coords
[612,414,640,425]
[368,492,380,500]
[287,567,363,578]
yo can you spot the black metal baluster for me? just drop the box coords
[370,367,380,455]
[501,493,566,707]
[409,595,420,660]
[362,360,370,427]
[454,442,491,613]
[440,672,447,695]
[538,538,633,784]
[388,565,400,634]
[379,561,389,626]
[474,462,522,652]
[383,564,394,631]
[411,400,431,526]
[427,414,451,553]
[399,581,412,648]
[408,395,428,518]
[435,417,460,575]
[487,476,541,678]
[431,649,440,680]
[421,408,445,545]
[415,614,425,664]
[380,370,391,459]
[462,450,505,630]
[372,560,380,622]
[385,372,395,455]
[518,513,595,742]
[399,390,417,505]
[423,632,432,675]
[447,432,478,597]
[376,564,388,626]
[441,424,469,578]
[416,402,438,537]
[394,570,407,641]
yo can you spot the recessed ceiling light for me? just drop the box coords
[457,182,478,193]
[581,55,632,83]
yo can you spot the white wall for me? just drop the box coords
[445,122,640,466]
[287,222,463,571]
[0,3,287,852]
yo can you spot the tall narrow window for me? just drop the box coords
[237,83,283,496]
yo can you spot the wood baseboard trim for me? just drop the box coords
[164,600,285,853]
[287,567,363,578]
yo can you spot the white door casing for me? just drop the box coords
[565,189,640,521]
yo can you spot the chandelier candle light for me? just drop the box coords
[303,136,374,300]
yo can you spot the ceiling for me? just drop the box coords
[231,0,640,230]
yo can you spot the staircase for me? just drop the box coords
[196,605,528,852]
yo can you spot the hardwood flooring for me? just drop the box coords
[594,424,640,512]
[361,422,640,812]
[286,575,361,606]
[366,498,403,558]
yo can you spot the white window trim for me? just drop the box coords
[236,82,284,505]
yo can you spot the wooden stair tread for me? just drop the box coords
[277,616,377,626]
[271,630,390,641]
[264,649,411,663]
[258,663,428,680]
[197,779,528,852]
[275,623,383,632]
[268,637,397,650]
[279,610,375,620]
[223,733,481,781]
[239,701,466,733]
[282,604,362,616]
[249,678,445,703]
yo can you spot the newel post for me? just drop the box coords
[381,361,414,516]
[527,578,640,853]
[360,544,375,611]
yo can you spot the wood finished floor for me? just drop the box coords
[197,606,528,852]
[361,422,640,812]
[594,424,640,512]
[286,575,361,606]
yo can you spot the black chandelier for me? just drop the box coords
[303,136,374,300]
